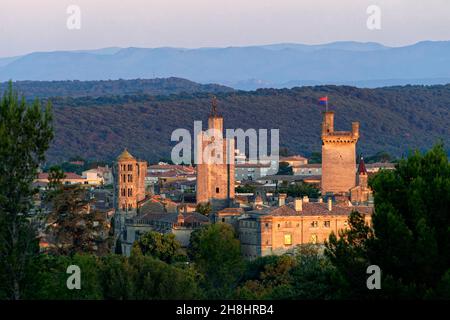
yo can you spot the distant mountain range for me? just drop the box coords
[1,41,450,90]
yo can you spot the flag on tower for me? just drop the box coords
[319,96,328,105]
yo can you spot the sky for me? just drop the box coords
[0,0,449,58]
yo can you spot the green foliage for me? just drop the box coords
[308,151,322,164]
[1,78,233,100]
[189,223,244,299]
[237,255,296,299]
[235,184,256,193]
[24,254,102,300]
[289,245,339,300]
[276,162,293,175]
[195,202,212,216]
[98,254,134,299]
[0,82,53,299]
[278,182,319,199]
[237,246,339,300]
[46,185,111,256]
[129,252,201,299]
[19,252,202,300]
[324,210,374,299]
[365,151,393,163]
[133,231,182,263]
[367,143,450,298]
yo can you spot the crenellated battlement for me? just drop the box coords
[321,111,359,195]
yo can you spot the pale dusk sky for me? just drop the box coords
[0,0,449,57]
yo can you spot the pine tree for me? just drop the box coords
[0,82,53,299]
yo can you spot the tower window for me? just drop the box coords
[128,174,133,182]
[128,188,133,197]
[216,187,220,193]
[128,164,133,171]
[284,234,292,245]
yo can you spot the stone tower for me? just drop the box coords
[321,111,359,195]
[116,149,147,212]
[350,155,371,203]
[196,98,235,210]
[356,155,368,189]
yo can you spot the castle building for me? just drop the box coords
[239,197,372,259]
[116,149,147,212]
[321,111,359,195]
[196,98,235,210]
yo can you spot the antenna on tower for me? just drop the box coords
[211,95,218,116]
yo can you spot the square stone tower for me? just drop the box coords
[196,98,235,210]
[116,149,147,212]
[321,111,359,195]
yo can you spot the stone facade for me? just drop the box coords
[239,198,372,259]
[116,149,147,212]
[196,101,235,210]
[321,111,359,195]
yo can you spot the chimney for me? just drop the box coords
[327,198,332,211]
[278,193,287,207]
[302,195,309,203]
[294,198,303,212]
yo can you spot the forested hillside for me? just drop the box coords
[44,84,450,164]
[0,78,234,99]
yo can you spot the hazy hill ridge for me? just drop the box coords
[2,41,450,89]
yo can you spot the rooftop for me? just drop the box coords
[117,149,135,161]
[248,202,373,217]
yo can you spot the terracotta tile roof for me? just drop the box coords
[217,207,244,216]
[249,202,373,217]
[280,155,307,161]
[148,164,196,173]
[358,156,368,174]
[236,163,272,168]
[117,149,135,161]
[37,172,83,180]
[365,163,396,170]
[292,163,322,169]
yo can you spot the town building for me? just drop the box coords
[119,198,209,255]
[239,197,372,259]
[235,162,273,181]
[279,155,308,167]
[292,163,322,176]
[36,172,86,185]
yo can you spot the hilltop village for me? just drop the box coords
[35,100,395,259]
